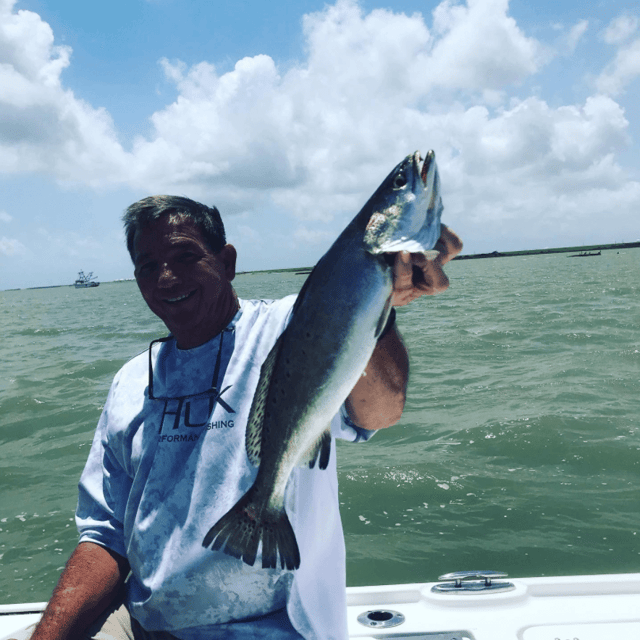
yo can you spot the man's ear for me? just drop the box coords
[220,244,237,281]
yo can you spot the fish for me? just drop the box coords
[202,150,444,570]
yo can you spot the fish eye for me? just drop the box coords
[393,173,408,189]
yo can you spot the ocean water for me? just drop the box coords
[0,250,638,603]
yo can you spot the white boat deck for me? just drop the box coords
[346,573,640,639]
[2,573,639,639]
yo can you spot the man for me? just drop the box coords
[17,196,462,640]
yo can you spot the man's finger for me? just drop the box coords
[435,224,463,265]
[393,251,414,290]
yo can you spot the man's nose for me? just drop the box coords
[158,263,179,286]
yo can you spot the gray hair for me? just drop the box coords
[122,195,226,261]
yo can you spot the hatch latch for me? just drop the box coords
[431,570,515,594]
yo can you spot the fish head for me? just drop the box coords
[362,150,443,255]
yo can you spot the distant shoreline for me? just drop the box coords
[452,241,640,261]
[5,242,638,292]
[243,241,640,274]
[8,279,135,292]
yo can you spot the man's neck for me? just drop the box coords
[173,288,240,350]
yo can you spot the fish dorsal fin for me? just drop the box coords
[301,427,332,470]
[245,333,284,466]
[291,262,318,316]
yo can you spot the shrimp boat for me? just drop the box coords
[2,571,639,639]
[73,271,99,288]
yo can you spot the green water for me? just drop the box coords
[1,250,639,602]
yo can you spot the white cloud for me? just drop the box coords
[34,226,103,259]
[0,0,639,257]
[293,227,333,244]
[596,37,640,96]
[602,14,638,45]
[0,210,12,222]
[428,0,545,89]
[130,54,302,201]
[564,20,588,54]
[125,0,553,217]
[0,0,556,205]
[431,93,637,242]
[549,96,629,167]
[0,236,26,255]
[595,13,640,96]
[0,0,130,183]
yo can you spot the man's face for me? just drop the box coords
[133,214,237,349]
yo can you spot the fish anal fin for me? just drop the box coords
[301,427,332,470]
[245,333,284,466]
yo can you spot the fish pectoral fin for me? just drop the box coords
[301,427,332,470]
[245,333,284,467]
[374,297,394,341]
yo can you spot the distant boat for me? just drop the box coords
[568,251,601,258]
[73,271,99,288]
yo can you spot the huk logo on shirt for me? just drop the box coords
[157,386,236,442]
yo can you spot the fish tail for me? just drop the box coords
[202,490,300,570]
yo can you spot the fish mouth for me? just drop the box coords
[419,150,435,186]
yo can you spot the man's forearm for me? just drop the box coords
[346,326,409,430]
[28,542,129,640]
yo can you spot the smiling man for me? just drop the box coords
[131,204,240,349]
[17,195,461,640]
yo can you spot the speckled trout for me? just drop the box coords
[202,151,444,569]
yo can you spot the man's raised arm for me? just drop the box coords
[346,226,463,431]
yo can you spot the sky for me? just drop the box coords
[1,0,639,290]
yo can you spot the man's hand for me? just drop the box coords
[391,224,463,306]
[346,226,462,430]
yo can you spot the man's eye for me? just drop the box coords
[137,262,156,276]
[179,252,198,262]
